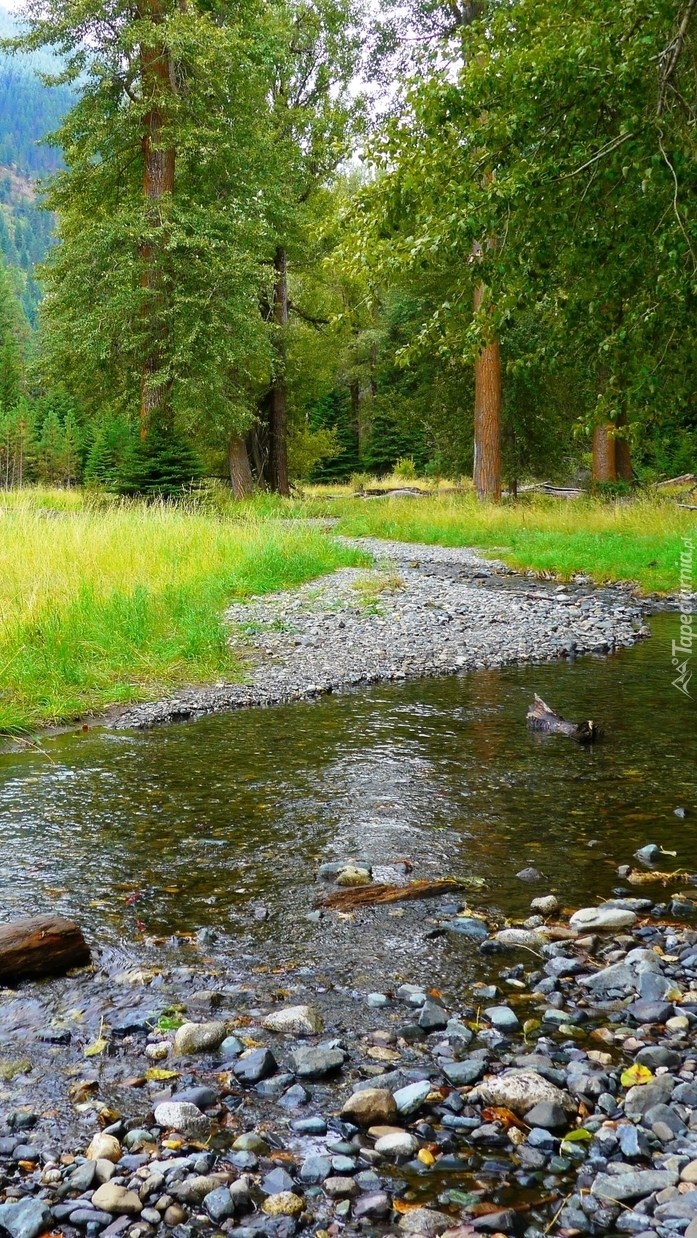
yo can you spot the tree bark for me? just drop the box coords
[140,14,175,433]
[592,422,617,482]
[0,915,90,984]
[615,411,633,482]
[268,246,290,496]
[228,434,254,498]
[473,282,502,501]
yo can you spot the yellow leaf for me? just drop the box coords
[163,1138,183,1149]
[418,1149,435,1166]
[621,1063,653,1087]
[523,1019,541,1035]
[84,1038,107,1058]
[145,1068,180,1081]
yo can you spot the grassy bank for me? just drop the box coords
[328,492,696,594]
[0,491,364,734]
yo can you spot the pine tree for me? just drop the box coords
[117,422,203,497]
[309,389,360,481]
[84,416,132,488]
[36,408,65,484]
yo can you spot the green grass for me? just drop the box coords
[327,492,697,594]
[0,490,364,734]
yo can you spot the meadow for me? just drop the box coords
[0,484,693,734]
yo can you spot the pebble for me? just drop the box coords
[0,1199,53,1238]
[234,1047,278,1083]
[292,1046,345,1079]
[569,906,638,930]
[261,1192,304,1217]
[478,1069,573,1115]
[394,1079,432,1115]
[153,1101,211,1138]
[398,1208,454,1235]
[262,1005,323,1036]
[374,1131,419,1157]
[91,1184,143,1215]
[86,1133,122,1163]
[173,1021,227,1055]
[341,1088,398,1125]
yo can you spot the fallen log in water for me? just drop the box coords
[317,878,468,911]
[0,915,90,983]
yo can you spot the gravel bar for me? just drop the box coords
[115,537,651,729]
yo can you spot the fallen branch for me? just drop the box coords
[655,473,696,487]
[0,914,90,983]
[317,878,469,911]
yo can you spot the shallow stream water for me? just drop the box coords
[0,613,695,993]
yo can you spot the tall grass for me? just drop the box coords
[331,493,697,594]
[0,492,363,733]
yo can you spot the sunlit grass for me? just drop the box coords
[328,492,696,594]
[0,492,364,733]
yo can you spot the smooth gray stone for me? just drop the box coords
[67,1160,97,1191]
[625,1076,676,1117]
[220,1036,245,1059]
[655,1198,697,1221]
[484,1005,520,1033]
[299,1156,331,1183]
[524,1101,567,1130]
[261,1168,295,1195]
[394,1080,432,1115]
[447,918,489,940]
[442,1059,485,1086]
[353,1192,391,1219]
[292,1046,345,1079]
[0,1200,53,1238]
[581,963,636,993]
[291,1117,326,1135]
[172,1085,217,1109]
[233,1047,277,1084]
[255,1073,295,1097]
[418,1002,448,1032]
[636,1046,682,1071]
[617,1123,651,1158]
[592,1170,678,1202]
[67,1209,114,1228]
[278,1084,310,1109]
[205,1187,236,1221]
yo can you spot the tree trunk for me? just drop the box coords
[615,411,632,482]
[473,282,502,501]
[0,915,90,984]
[140,19,175,433]
[592,423,617,482]
[268,246,290,496]
[228,434,254,499]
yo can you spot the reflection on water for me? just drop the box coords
[0,614,694,989]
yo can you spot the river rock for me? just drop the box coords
[399,1208,454,1235]
[153,1101,211,1138]
[531,895,559,914]
[524,1101,567,1130]
[478,1069,574,1116]
[220,1035,244,1059]
[442,1058,486,1086]
[261,1192,304,1217]
[262,1005,323,1036]
[0,1199,53,1238]
[418,1001,448,1031]
[342,1087,398,1125]
[292,1045,345,1079]
[569,906,637,930]
[204,1187,236,1222]
[394,1080,432,1115]
[485,1005,521,1032]
[323,1176,359,1198]
[591,1169,678,1201]
[447,917,489,940]
[624,1074,675,1117]
[353,1192,392,1220]
[299,1156,332,1183]
[233,1132,269,1153]
[262,1169,295,1195]
[174,1020,227,1055]
[91,1184,143,1215]
[335,866,372,886]
[87,1133,122,1163]
[234,1047,278,1083]
[374,1131,419,1157]
[495,928,547,949]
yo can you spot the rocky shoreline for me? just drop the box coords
[5,880,697,1238]
[115,538,651,729]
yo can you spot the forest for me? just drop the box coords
[0,0,696,498]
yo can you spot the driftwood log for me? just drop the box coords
[318,878,468,911]
[0,915,90,983]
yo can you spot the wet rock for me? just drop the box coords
[262,1006,323,1037]
[220,1035,245,1059]
[233,1133,269,1153]
[171,1085,217,1109]
[367,992,391,1007]
[86,1133,121,1163]
[163,1205,188,1226]
[292,1046,345,1079]
[353,1192,391,1219]
[478,1069,574,1116]
[204,1187,236,1222]
[398,1208,454,1235]
[278,1083,310,1109]
[531,895,559,914]
[299,1156,331,1184]
[67,1160,97,1191]
[484,1006,520,1033]
[627,999,675,1023]
[341,1088,398,1126]
[234,1048,278,1084]
[570,906,637,930]
[292,1118,327,1136]
[516,868,542,882]
[447,918,489,940]
[591,1170,678,1201]
[261,1193,304,1217]
[374,1132,419,1157]
[323,1176,359,1198]
[495,929,547,949]
[68,1208,114,1227]
[624,1074,676,1117]
[174,1021,227,1055]
[256,1073,295,1098]
[524,1101,567,1130]
[0,1199,53,1238]
[681,1161,697,1183]
[335,866,372,887]
[472,1210,517,1233]
[617,1123,650,1159]
[153,1101,211,1138]
[442,1059,485,1086]
[262,1169,296,1196]
[91,1184,143,1215]
[418,1002,448,1032]
[394,1080,432,1116]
